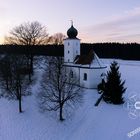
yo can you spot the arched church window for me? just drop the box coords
[68,59,70,62]
[68,50,70,54]
[83,73,87,81]
[68,42,70,46]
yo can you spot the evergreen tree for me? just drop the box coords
[103,61,126,104]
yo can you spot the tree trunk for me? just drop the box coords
[30,55,34,74]
[59,104,64,121]
[17,80,22,113]
[28,72,31,83]
[19,85,22,113]
[6,78,9,90]
[19,94,22,113]
[95,93,104,106]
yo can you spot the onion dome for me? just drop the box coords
[67,25,78,39]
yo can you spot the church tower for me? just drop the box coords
[64,23,80,63]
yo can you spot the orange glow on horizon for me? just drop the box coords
[0,37,4,44]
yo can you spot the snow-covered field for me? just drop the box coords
[0,59,140,140]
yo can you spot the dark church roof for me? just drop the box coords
[75,49,94,65]
[67,25,78,39]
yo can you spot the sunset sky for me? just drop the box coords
[0,0,140,44]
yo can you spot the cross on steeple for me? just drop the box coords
[70,20,73,26]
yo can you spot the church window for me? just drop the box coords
[68,42,70,46]
[68,50,70,54]
[68,59,70,62]
[83,73,87,81]
[76,50,78,54]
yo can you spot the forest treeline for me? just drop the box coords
[0,42,140,60]
[81,43,140,60]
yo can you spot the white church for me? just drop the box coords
[63,24,107,89]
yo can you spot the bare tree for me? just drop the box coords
[5,21,49,79]
[0,54,31,113]
[48,33,66,45]
[5,21,48,45]
[38,57,83,121]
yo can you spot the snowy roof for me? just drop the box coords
[74,49,106,68]
[90,52,105,67]
[75,49,94,65]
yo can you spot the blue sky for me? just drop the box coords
[0,0,140,43]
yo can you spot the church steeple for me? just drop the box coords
[64,23,80,63]
[67,22,78,39]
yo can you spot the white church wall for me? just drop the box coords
[72,67,80,85]
[80,67,106,89]
[88,69,104,88]
[64,39,80,63]
[80,68,90,88]
[73,40,80,58]
[72,67,79,77]
[64,66,80,85]
[64,40,73,63]
[64,65,106,89]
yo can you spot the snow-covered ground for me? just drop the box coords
[0,59,140,140]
